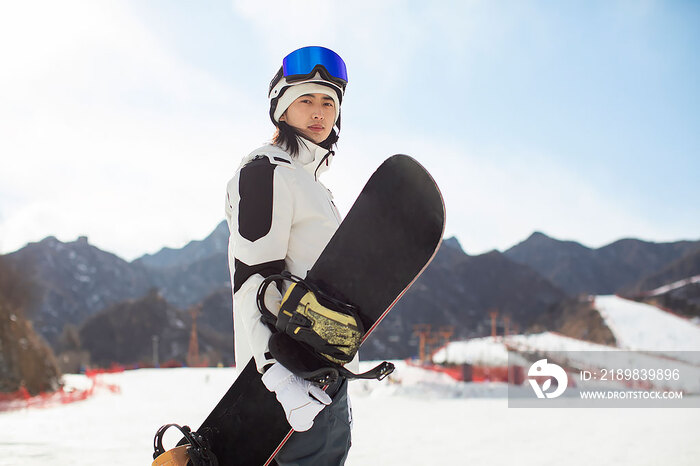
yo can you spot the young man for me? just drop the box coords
[225,46,355,465]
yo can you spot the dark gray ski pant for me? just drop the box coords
[274,379,351,466]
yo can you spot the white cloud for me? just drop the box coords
[0,0,695,260]
[0,1,268,259]
[325,129,659,255]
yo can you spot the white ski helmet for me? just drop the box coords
[268,46,348,125]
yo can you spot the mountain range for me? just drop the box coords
[503,231,699,295]
[3,223,698,367]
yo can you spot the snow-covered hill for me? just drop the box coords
[436,295,700,365]
[432,331,700,394]
[594,295,700,364]
[431,294,700,395]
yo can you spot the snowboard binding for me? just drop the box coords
[152,423,218,466]
[258,271,363,364]
[257,271,395,385]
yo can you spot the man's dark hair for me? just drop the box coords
[272,116,341,157]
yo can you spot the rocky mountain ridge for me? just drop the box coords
[4,226,699,365]
[504,231,700,295]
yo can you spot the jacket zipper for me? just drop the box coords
[314,150,334,181]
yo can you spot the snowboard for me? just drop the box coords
[181,154,445,465]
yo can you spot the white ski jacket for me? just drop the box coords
[225,138,360,375]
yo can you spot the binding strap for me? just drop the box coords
[302,361,395,386]
[258,271,395,384]
[152,424,218,466]
[257,271,364,364]
[257,271,358,329]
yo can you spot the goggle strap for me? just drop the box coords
[269,66,284,95]
[284,64,347,89]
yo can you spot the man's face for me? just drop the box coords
[280,93,335,144]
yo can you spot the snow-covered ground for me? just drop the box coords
[432,294,700,395]
[3,296,699,465]
[1,363,699,466]
[434,295,700,371]
[432,335,515,366]
[429,332,700,394]
[595,295,700,365]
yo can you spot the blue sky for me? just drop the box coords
[0,0,698,260]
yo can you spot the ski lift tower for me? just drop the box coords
[413,324,432,364]
[187,305,202,367]
[489,309,499,338]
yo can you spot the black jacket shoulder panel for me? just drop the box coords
[238,157,276,242]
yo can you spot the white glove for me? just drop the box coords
[261,363,332,432]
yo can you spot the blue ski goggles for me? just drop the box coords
[273,46,348,92]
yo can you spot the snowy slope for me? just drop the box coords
[431,336,512,366]
[594,295,700,364]
[433,337,525,367]
[643,275,700,296]
[508,332,700,393]
[353,360,517,399]
[431,332,700,393]
[433,332,616,367]
[507,331,615,352]
[1,367,698,465]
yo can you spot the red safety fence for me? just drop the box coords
[406,359,526,384]
[85,363,126,377]
[0,367,123,412]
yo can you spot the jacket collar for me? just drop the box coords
[294,137,334,180]
[242,139,334,181]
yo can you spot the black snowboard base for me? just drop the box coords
[179,359,289,465]
[177,154,445,465]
